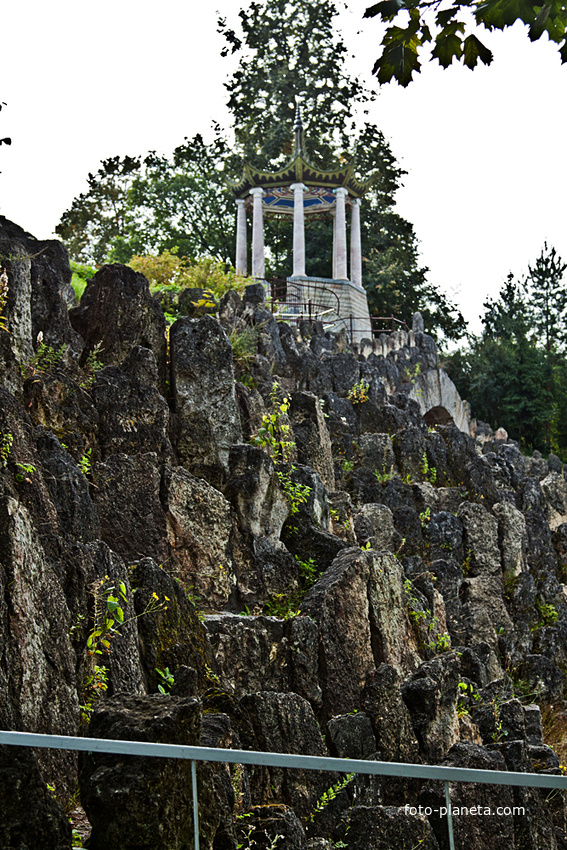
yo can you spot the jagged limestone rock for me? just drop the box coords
[70,263,166,384]
[301,548,420,718]
[80,694,219,850]
[418,744,515,849]
[170,315,242,486]
[0,746,72,850]
[457,501,501,576]
[130,557,211,694]
[335,805,439,850]
[92,346,171,459]
[327,712,377,759]
[401,652,460,762]
[493,501,528,576]
[289,391,335,491]
[91,452,169,565]
[225,444,289,544]
[353,503,394,551]
[164,465,236,608]
[239,691,329,819]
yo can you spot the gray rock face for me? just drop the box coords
[164,465,235,608]
[82,541,146,698]
[290,391,335,490]
[419,744,515,849]
[92,346,171,459]
[170,315,242,486]
[239,691,328,819]
[0,746,72,850]
[130,557,210,694]
[327,712,377,759]
[69,263,167,384]
[493,501,528,576]
[80,694,218,850]
[410,367,471,434]
[225,444,289,544]
[301,548,420,718]
[358,433,397,476]
[205,614,321,706]
[0,217,82,393]
[457,501,501,576]
[91,452,169,565]
[336,805,440,850]
[353,503,394,551]
[541,472,567,530]
[401,652,460,761]
[362,664,419,764]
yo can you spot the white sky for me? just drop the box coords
[2,0,566,334]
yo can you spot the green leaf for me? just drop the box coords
[364,0,402,20]
[529,4,551,39]
[475,0,537,30]
[374,25,422,86]
[463,34,494,68]
[436,7,460,26]
[432,33,463,67]
[559,37,567,61]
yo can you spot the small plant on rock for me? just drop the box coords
[0,431,13,468]
[307,773,355,823]
[21,335,67,380]
[347,379,369,404]
[156,666,175,694]
[251,382,312,515]
[79,342,104,388]
[0,267,8,332]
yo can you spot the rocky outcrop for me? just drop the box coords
[170,315,242,486]
[301,548,420,718]
[69,263,167,385]
[1,217,567,849]
[79,694,217,850]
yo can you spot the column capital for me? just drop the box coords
[290,182,307,192]
[334,187,348,198]
[236,198,246,206]
[351,197,361,206]
[249,187,264,198]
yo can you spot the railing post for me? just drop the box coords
[191,760,200,850]
[445,780,455,850]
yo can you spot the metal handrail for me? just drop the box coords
[1,730,566,850]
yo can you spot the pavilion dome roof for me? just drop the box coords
[228,105,376,201]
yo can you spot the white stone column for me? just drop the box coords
[235,199,247,276]
[332,208,337,279]
[250,187,265,279]
[350,198,362,288]
[334,187,348,280]
[290,182,307,277]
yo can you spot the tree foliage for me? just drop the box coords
[55,0,466,341]
[55,156,141,264]
[364,0,567,86]
[448,246,567,457]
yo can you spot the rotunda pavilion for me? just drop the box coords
[228,108,374,341]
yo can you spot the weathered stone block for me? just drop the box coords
[170,315,242,486]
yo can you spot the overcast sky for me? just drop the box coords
[2,1,566,334]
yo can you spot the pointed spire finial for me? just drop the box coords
[294,100,304,156]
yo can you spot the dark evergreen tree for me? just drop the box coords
[448,273,551,454]
[524,242,567,452]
